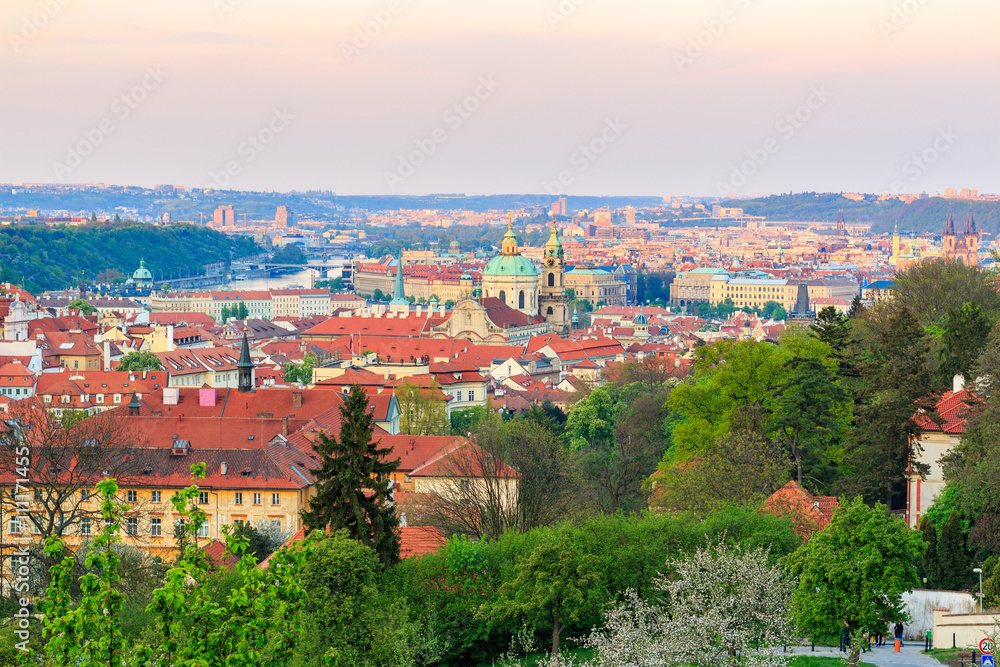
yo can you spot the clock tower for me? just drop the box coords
[538,221,568,331]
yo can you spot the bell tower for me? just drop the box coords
[538,220,568,331]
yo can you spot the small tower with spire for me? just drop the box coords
[389,254,410,313]
[237,329,254,393]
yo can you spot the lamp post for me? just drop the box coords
[973,567,983,613]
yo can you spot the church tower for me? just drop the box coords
[538,221,568,331]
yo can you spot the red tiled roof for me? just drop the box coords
[913,389,975,434]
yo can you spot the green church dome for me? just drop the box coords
[483,254,538,277]
[131,259,152,281]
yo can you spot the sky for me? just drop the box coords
[1,0,997,197]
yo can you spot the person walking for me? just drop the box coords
[893,621,904,647]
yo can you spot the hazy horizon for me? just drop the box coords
[2,0,997,197]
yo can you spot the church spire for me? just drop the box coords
[390,254,408,306]
[237,329,253,393]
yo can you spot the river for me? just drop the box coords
[223,259,346,291]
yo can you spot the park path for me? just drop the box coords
[786,643,944,666]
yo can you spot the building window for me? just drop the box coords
[468,390,475,401]
[499,290,506,304]
[548,272,555,287]
[151,491,161,503]
[114,395,121,404]
[271,493,280,506]
[197,523,209,538]
[518,291,525,309]
[234,492,243,505]
[126,518,138,536]
[199,491,209,505]
[127,490,137,503]
[10,516,22,533]
[253,493,261,505]
[233,518,244,527]
[151,518,162,537]
[79,517,91,536]
[174,519,185,537]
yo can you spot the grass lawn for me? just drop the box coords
[479,650,873,666]
[790,657,876,667]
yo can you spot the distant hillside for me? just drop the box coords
[717,193,1000,236]
[0,223,261,292]
[0,188,664,221]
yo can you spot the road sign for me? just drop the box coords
[981,638,995,655]
[982,655,994,667]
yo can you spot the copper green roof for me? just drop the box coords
[483,254,538,277]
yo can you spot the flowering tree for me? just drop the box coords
[23,464,321,667]
[568,540,795,667]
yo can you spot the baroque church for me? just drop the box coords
[430,220,570,343]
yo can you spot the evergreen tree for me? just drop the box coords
[846,295,864,319]
[810,306,849,353]
[936,510,969,591]
[301,384,401,565]
[920,518,940,588]
[838,305,936,511]
[773,356,850,489]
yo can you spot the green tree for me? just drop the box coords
[67,298,97,315]
[296,531,420,667]
[893,258,1000,326]
[847,295,864,319]
[492,530,603,656]
[920,518,941,588]
[26,466,319,667]
[372,288,384,301]
[788,497,926,667]
[772,305,788,320]
[773,356,850,489]
[935,301,992,388]
[115,351,164,372]
[220,304,231,322]
[449,404,490,435]
[301,384,401,565]
[936,509,971,591]
[235,301,250,320]
[282,353,317,385]
[840,304,935,510]
[397,379,450,436]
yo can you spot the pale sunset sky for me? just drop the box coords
[1,0,997,196]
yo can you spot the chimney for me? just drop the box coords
[103,339,111,372]
[166,324,175,352]
[953,374,966,393]
[221,461,228,476]
[282,415,289,437]
[292,390,302,408]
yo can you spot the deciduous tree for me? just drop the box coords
[115,350,164,372]
[788,497,925,667]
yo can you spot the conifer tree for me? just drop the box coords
[301,383,401,564]
[936,510,969,591]
[920,518,940,588]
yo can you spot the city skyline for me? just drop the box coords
[1,0,997,196]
